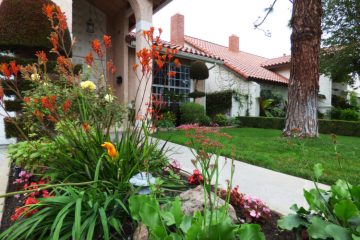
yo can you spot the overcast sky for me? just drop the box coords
[153,0,293,59]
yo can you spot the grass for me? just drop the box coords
[154,127,360,185]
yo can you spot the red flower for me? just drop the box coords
[91,39,103,58]
[62,99,72,113]
[25,197,39,206]
[85,52,94,66]
[50,95,56,104]
[103,35,112,49]
[188,169,204,185]
[34,110,44,121]
[55,6,68,31]
[24,97,30,104]
[82,123,90,132]
[36,51,48,64]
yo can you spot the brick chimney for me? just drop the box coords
[229,34,239,52]
[171,13,184,46]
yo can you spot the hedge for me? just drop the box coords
[0,0,71,56]
[237,116,360,137]
[206,90,233,116]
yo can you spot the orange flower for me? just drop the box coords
[174,58,181,68]
[24,97,30,104]
[0,63,11,79]
[91,39,103,58]
[9,61,20,77]
[50,32,59,51]
[103,35,112,49]
[107,60,116,74]
[36,51,48,64]
[47,115,57,123]
[0,86,4,101]
[82,123,90,132]
[85,52,94,66]
[168,71,176,77]
[62,99,72,113]
[132,63,138,72]
[55,6,68,31]
[101,142,118,159]
[42,4,54,19]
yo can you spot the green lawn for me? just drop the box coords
[154,128,360,185]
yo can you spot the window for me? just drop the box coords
[152,63,191,106]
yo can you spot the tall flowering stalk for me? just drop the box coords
[132,27,181,128]
[184,126,235,227]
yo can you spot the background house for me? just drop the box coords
[168,13,333,117]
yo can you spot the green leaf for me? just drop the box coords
[314,163,324,179]
[140,203,161,229]
[238,224,265,240]
[160,211,176,226]
[325,224,351,240]
[150,225,168,239]
[170,197,184,227]
[352,235,360,240]
[72,197,82,240]
[99,207,109,240]
[307,216,330,239]
[180,215,193,233]
[334,200,360,222]
[278,214,307,231]
[332,180,352,200]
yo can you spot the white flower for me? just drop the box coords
[80,81,97,91]
[31,73,40,81]
[104,94,114,103]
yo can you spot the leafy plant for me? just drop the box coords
[278,164,360,239]
[180,102,205,124]
[129,194,265,240]
[199,114,211,126]
[214,113,228,126]
[8,139,56,173]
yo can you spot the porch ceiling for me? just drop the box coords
[88,0,172,29]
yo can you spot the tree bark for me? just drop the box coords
[283,0,322,138]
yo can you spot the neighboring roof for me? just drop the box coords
[261,55,291,69]
[184,35,289,84]
[126,33,222,62]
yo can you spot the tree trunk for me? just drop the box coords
[283,0,322,138]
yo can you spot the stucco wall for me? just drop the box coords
[205,63,260,117]
[71,0,107,66]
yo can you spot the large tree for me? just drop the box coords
[283,0,322,137]
[320,0,360,84]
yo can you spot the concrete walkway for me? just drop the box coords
[158,140,329,215]
[0,146,9,225]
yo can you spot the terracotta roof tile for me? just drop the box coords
[126,33,222,61]
[184,35,289,84]
[261,55,291,69]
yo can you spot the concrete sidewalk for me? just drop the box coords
[158,140,329,215]
[0,146,9,225]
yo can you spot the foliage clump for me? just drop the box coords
[180,102,205,124]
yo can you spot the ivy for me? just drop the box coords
[206,90,233,116]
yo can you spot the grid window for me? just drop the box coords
[152,63,191,106]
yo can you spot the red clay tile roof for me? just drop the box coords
[126,33,222,61]
[184,35,289,84]
[261,55,291,69]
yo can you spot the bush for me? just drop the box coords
[214,113,228,126]
[206,90,233,116]
[180,102,205,124]
[339,108,360,121]
[0,0,71,56]
[199,114,211,126]
[237,116,360,137]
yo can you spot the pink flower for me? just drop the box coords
[250,210,257,217]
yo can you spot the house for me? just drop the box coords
[168,14,333,117]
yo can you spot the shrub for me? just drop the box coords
[157,119,175,129]
[180,102,205,124]
[339,108,360,121]
[237,116,360,137]
[199,114,211,126]
[190,61,209,80]
[214,113,228,126]
[206,90,233,116]
[0,0,71,56]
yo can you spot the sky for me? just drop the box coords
[153,0,293,59]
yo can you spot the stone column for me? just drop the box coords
[132,0,153,118]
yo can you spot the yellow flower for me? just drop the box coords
[101,142,118,159]
[80,81,97,91]
[104,94,114,103]
[31,73,40,81]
